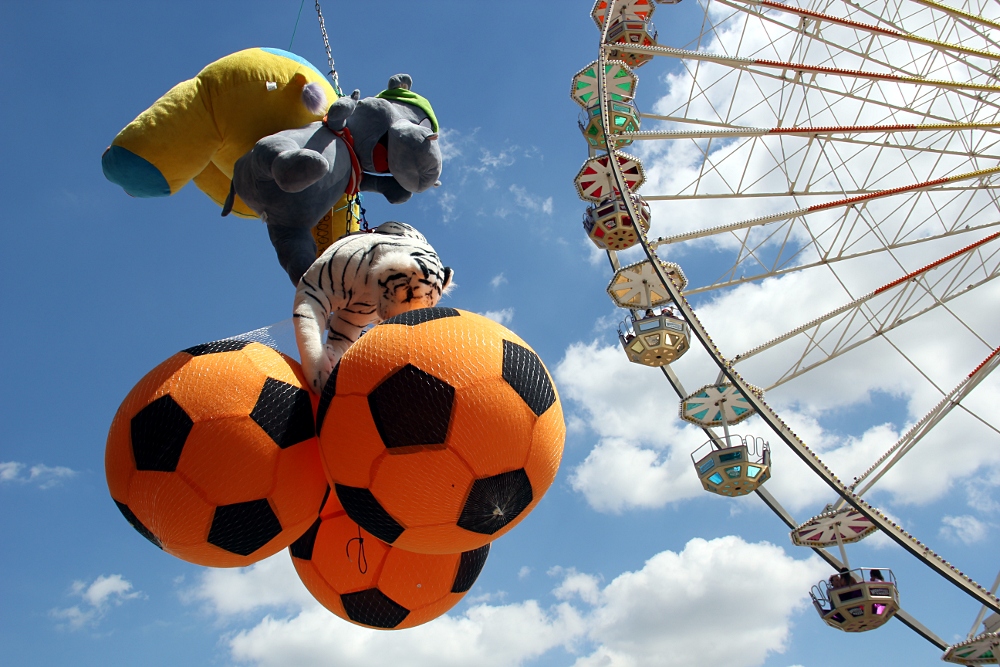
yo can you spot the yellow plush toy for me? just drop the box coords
[102,47,359,248]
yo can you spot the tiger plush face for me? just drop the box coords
[374,250,454,320]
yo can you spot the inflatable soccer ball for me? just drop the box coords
[317,308,564,555]
[290,488,489,629]
[106,340,327,567]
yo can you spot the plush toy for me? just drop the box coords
[225,74,443,284]
[293,222,453,394]
[101,48,360,249]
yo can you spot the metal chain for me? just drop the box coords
[314,1,343,96]
[351,193,369,232]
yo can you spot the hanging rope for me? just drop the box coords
[289,0,306,49]
[314,1,343,96]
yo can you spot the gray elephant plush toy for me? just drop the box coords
[223,74,442,284]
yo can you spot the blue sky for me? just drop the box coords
[2,1,998,665]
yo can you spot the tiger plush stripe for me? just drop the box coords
[293,221,453,393]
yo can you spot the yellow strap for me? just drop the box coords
[311,192,361,256]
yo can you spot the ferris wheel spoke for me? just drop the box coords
[714,0,1000,88]
[603,42,1000,94]
[850,0,1000,51]
[619,121,1000,141]
[645,65,1000,132]
[629,137,1000,191]
[845,346,1000,500]
[651,165,1000,251]
[728,232,1000,389]
[726,0,1000,61]
[641,183,1000,201]
[663,218,1000,297]
[909,0,1000,32]
[837,0,907,31]
[638,119,1000,200]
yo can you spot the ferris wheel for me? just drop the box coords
[575,0,1000,661]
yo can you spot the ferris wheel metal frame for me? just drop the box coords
[582,0,1000,656]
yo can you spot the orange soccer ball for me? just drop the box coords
[106,339,328,567]
[290,488,490,629]
[317,308,564,555]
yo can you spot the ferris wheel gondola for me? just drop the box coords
[946,578,1000,664]
[576,0,1000,654]
[810,567,900,633]
[682,382,771,496]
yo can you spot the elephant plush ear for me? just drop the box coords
[323,89,360,131]
[387,74,412,91]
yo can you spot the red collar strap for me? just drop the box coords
[322,116,362,196]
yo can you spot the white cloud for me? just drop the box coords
[436,191,456,222]
[554,341,710,512]
[183,553,315,617]
[230,600,583,667]
[584,235,607,266]
[0,461,77,489]
[966,471,1000,514]
[552,568,602,606]
[476,148,517,171]
[940,515,989,545]
[569,437,698,513]
[572,537,826,667]
[479,308,514,325]
[509,184,553,215]
[199,538,823,667]
[437,127,464,162]
[518,566,532,580]
[50,574,142,630]
[490,272,507,289]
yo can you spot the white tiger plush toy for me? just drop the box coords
[293,221,454,393]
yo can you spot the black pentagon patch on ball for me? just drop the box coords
[458,469,534,535]
[452,544,490,593]
[131,394,193,472]
[369,364,454,448]
[341,588,410,629]
[182,339,252,356]
[114,500,162,549]
[335,484,405,544]
[250,377,315,448]
[381,307,460,327]
[289,518,322,560]
[207,499,282,556]
[316,362,340,436]
[502,340,556,417]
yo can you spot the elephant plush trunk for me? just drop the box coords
[387,120,442,194]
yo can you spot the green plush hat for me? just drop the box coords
[376,87,439,132]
